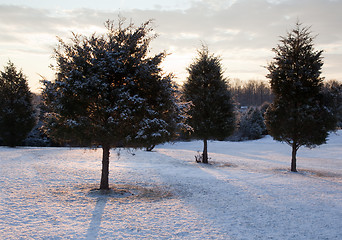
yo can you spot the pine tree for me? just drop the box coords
[0,61,36,147]
[183,45,235,163]
[265,23,336,172]
[42,19,181,189]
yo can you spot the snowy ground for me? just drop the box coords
[0,132,341,239]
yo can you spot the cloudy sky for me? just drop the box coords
[0,0,341,92]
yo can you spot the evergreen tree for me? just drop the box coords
[42,19,181,189]
[0,61,36,147]
[265,23,336,172]
[239,107,265,140]
[183,46,235,163]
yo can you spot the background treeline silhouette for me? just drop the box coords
[229,79,274,107]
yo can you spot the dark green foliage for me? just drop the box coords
[183,46,235,163]
[0,61,36,147]
[23,94,56,147]
[24,121,51,147]
[42,19,181,189]
[265,23,337,172]
[239,107,266,140]
[321,80,342,128]
[259,101,270,117]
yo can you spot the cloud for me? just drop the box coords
[0,0,341,92]
[0,6,65,34]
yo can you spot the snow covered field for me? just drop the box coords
[1,132,341,239]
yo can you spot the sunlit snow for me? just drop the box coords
[0,132,341,239]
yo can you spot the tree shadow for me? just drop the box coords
[84,187,133,239]
[85,195,108,240]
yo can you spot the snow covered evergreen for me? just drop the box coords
[183,45,235,163]
[265,22,337,172]
[0,61,36,147]
[42,18,182,189]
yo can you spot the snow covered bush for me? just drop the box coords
[24,119,55,147]
[0,61,36,147]
[321,80,342,129]
[42,18,182,189]
[239,107,266,140]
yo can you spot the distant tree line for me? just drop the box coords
[230,79,273,107]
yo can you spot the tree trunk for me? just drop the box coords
[146,144,155,152]
[291,142,298,172]
[202,139,208,164]
[100,145,110,190]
